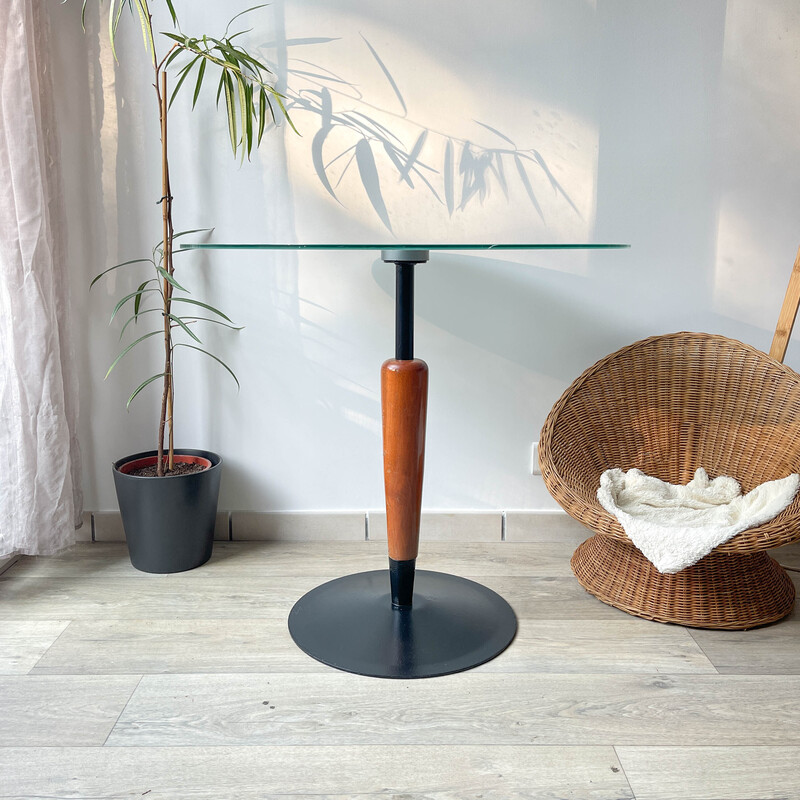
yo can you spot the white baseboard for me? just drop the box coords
[231,511,366,541]
[368,511,502,542]
[93,511,230,542]
[504,511,589,543]
[85,509,583,542]
[76,512,93,542]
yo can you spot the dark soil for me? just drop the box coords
[127,462,209,478]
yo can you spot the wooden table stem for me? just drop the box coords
[381,357,428,606]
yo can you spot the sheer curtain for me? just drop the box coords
[0,0,83,556]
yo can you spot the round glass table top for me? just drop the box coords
[180,242,629,250]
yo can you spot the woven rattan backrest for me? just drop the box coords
[546,332,800,493]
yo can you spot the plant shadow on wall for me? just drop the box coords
[265,36,621,384]
[272,35,581,233]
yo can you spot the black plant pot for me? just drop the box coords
[112,448,222,574]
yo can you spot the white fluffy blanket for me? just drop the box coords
[597,467,799,574]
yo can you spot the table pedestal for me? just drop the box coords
[288,250,517,678]
[288,570,516,678]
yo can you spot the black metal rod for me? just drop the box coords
[389,558,416,608]
[395,262,414,360]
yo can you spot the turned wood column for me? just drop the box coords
[380,254,429,608]
[382,357,428,599]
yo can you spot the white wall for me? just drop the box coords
[48,0,800,514]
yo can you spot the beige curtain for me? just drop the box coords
[0,0,82,556]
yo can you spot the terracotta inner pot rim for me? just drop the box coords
[117,454,212,476]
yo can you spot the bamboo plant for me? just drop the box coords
[84,0,294,476]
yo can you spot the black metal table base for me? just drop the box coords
[288,569,517,678]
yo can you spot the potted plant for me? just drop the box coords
[77,0,295,572]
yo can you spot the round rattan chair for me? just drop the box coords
[539,255,800,629]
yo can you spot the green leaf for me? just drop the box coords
[173,227,213,241]
[219,40,240,67]
[179,316,245,331]
[257,86,267,143]
[105,329,162,379]
[164,0,178,27]
[167,314,202,343]
[126,373,166,409]
[156,267,189,293]
[234,50,255,72]
[174,343,240,389]
[90,258,154,289]
[262,90,276,128]
[192,55,207,109]
[161,31,185,45]
[236,72,249,159]
[169,55,201,109]
[132,0,148,49]
[216,69,226,107]
[226,28,254,44]
[164,45,185,70]
[243,79,253,157]
[133,279,153,317]
[153,229,212,262]
[119,307,161,340]
[108,0,121,62]
[171,297,233,322]
[248,48,271,70]
[223,4,269,39]
[272,92,298,135]
[132,0,155,65]
[110,286,161,323]
[223,71,238,153]
[152,17,297,159]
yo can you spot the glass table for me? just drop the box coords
[181,243,629,677]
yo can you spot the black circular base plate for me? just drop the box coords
[288,569,517,678]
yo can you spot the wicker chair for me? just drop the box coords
[539,252,800,629]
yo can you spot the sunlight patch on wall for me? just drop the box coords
[276,9,598,249]
[714,201,773,328]
[713,0,800,328]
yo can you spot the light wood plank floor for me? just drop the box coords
[1,539,799,799]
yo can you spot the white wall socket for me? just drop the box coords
[530,441,541,475]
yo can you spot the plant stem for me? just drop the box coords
[157,67,173,476]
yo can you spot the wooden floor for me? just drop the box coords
[1,536,800,799]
